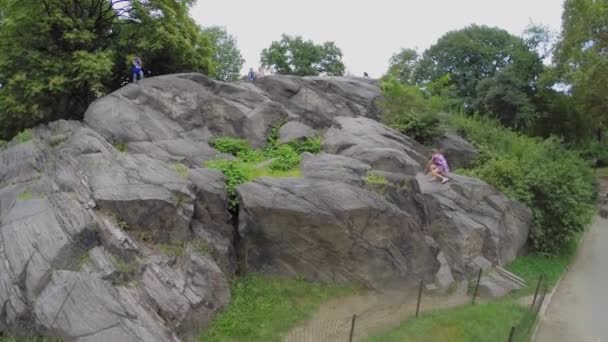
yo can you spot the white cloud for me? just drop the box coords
[191,0,564,78]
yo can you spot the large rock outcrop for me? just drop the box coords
[0,73,531,341]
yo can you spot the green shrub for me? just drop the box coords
[210,137,251,156]
[290,136,323,154]
[11,129,33,144]
[449,114,596,254]
[577,139,608,167]
[379,78,442,144]
[206,135,321,211]
[268,144,301,171]
[205,158,250,209]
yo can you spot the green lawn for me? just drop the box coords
[199,274,355,342]
[364,299,534,342]
[363,246,579,342]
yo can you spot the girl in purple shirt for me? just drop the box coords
[426,149,450,184]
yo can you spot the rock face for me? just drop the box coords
[435,132,479,170]
[0,73,531,340]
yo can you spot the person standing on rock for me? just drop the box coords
[426,149,450,184]
[248,67,256,82]
[132,56,144,83]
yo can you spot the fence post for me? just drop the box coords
[530,274,544,310]
[508,326,516,342]
[472,268,482,305]
[416,280,423,318]
[348,314,357,342]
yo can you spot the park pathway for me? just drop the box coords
[536,179,608,342]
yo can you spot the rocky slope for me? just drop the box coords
[0,74,531,341]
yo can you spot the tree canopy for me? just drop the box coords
[553,0,608,142]
[204,26,245,82]
[0,0,215,140]
[386,48,419,85]
[260,34,345,76]
[416,25,543,110]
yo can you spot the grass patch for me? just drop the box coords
[200,274,355,342]
[205,136,319,210]
[507,233,580,294]
[158,242,185,257]
[364,299,533,342]
[364,172,388,185]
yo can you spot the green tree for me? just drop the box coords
[416,25,543,110]
[386,48,419,85]
[203,26,244,81]
[0,0,117,138]
[553,0,608,142]
[112,0,215,87]
[474,68,536,129]
[0,0,215,140]
[260,34,345,76]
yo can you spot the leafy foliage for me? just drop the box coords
[474,68,536,129]
[260,34,345,76]
[204,26,245,81]
[11,129,33,145]
[205,135,322,210]
[379,78,443,144]
[0,0,215,140]
[449,114,596,254]
[290,136,322,154]
[210,137,252,156]
[553,0,608,143]
[386,48,419,85]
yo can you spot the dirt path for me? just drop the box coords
[284,284,470,342]
[535,179,608,342]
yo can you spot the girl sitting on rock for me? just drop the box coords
[426,149,450,184]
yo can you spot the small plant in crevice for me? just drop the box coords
[114,216,130,230]
[12,128,33,145]
[364,172,389,194]
[113,140,127,153]
[113,256,139,285]
[173,163,189,179]
[364,172,388,185]
[158,242,185,258]
[17,189,34,201]
[192,239,212,256]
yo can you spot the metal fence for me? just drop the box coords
[285,272,549,342]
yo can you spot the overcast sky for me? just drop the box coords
[191,0,564,78]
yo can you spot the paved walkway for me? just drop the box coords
[536,181,608,342]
